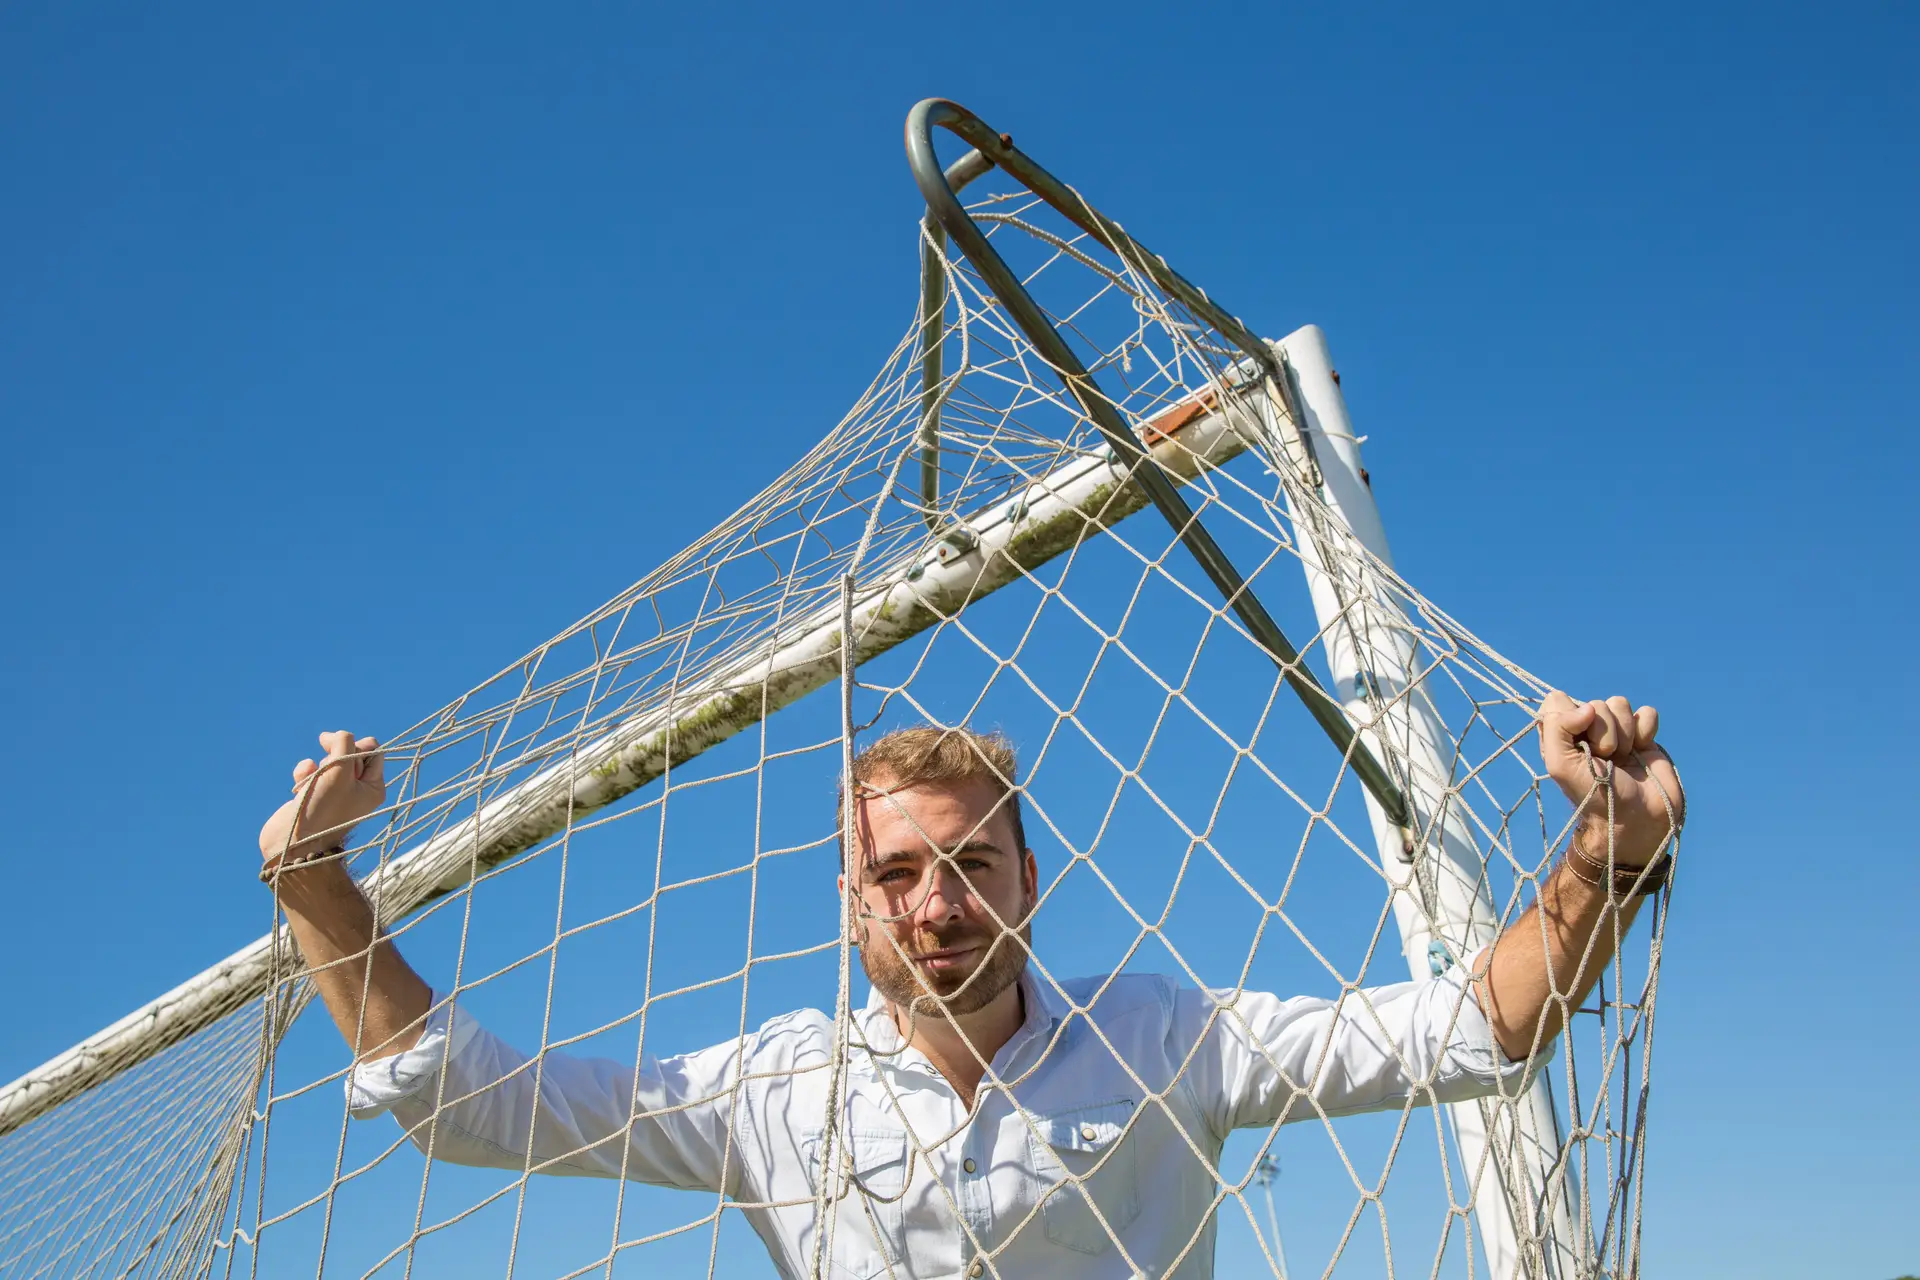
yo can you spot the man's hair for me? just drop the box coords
[837,725,1027,861]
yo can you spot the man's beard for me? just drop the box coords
[859,917,1031,1025]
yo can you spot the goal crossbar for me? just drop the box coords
[0,379,1263,1141]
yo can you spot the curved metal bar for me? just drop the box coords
[905,97,1410,828]
[919,149,995,529]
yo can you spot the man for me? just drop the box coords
[259,693,1681,1279]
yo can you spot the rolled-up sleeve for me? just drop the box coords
[1175,965,1550,1137]
[346,993,749,1194]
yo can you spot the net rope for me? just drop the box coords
[0,168,1666,1279]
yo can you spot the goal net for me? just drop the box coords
[0,103,1666,1280]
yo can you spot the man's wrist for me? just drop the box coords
[1560,837,1670,898]
[260,843,353,888]
[1569,817,1666,873]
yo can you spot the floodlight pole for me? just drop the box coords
[1254,1150,1291,1280]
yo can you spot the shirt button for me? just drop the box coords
[963,1157,977,1174]
[1080,1123,1098,1141]
[967,1262,984,1278]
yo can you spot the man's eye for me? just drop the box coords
[960,859,989,872]
[876,868,912,884]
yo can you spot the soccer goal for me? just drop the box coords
[0,99,1666,1279]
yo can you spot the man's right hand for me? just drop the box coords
[255,729,431,1061]
[259,730,386,876]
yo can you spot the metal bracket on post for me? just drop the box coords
[932,524,978,565]
[1261,350,1326,493]
[906,97,1411,830]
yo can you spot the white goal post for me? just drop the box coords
[1277,326,1584,1279]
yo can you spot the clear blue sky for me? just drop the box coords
[2,4,1915,1277]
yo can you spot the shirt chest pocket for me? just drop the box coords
[801,1129,910,1279]
[1026,1098,1140,1255]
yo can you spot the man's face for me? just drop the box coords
[843,773,1037,1022]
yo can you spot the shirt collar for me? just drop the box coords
[852,966,1065,1068]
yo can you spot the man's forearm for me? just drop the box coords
[275,862,433,1062]
[1474,858,1646,1063]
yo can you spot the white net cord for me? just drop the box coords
[0,118,1668,1280]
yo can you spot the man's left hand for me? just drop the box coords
[1537,692,1685,869]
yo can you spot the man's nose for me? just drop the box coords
[916,859,968,925]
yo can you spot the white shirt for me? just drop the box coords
[349,966,1536,1279]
